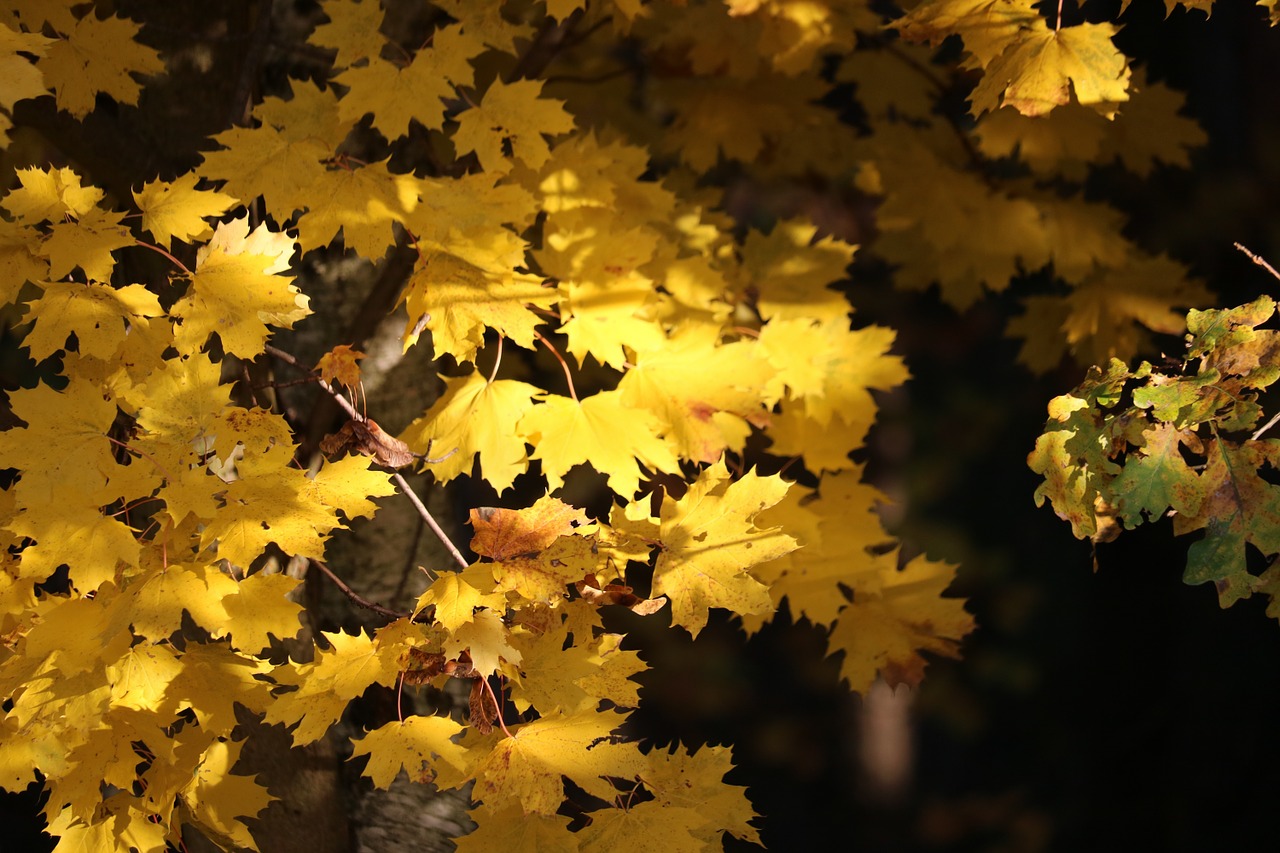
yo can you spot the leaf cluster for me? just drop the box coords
[1030,294,1280,616]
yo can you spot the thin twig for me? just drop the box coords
[266,344,470,571]
[391,471,470,570]
[1252,411,1280,442]
[1235,242,1280,283]
[309,558,409,619]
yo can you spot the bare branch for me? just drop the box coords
[309,559,409,619]
[1235,242,1280,283]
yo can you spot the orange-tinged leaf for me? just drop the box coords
[349,714,469,788]
[653,462,797,636]
[470,496,590,559]
[316,344,365,391]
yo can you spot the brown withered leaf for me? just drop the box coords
[577,573,667,616]
[469,678,499,735]
[321,417,418,468]
[470,495,590,560]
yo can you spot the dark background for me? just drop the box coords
[4,1,1280,851]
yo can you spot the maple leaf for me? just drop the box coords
[172,215,309,358]
[42,207,134,282]
[618,327,771,463]
[2,166,103,223]
[336,24,481,136]
[470,496,590,560]
[969,22,1131,118]
[826,554,974,691]
[220,571,304,653]
[316,344,365,392]
[312,0,389,69]
[415,570,507,632]
[21,281,162,362]
[290,159,420,258]
[133,174,237,247]
[267,629,403,745]
[518,391,681,498]
[652,462,798,636]
[471,709,645,815]
[199,83,349,223]
[400,372,541,492]
[639,744,761,845]
[453,803,575,853]
[442,608,522,676]
[37,13,163,118]
[453,79,576,174]
[180,739,273,851]
[894,0,1044,67]
[578,802,706,853]
[399,247,556,361]
[350,714,469,788]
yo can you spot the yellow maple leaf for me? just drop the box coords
[133,173,237,247]
[37,13,163,118]
[742,220,856,323]
[165,643,271,736]
[2,166,102,223]
[639,743,760,845]
[180,739,273,850]
[172,216,309,358]
[453,79,576,174]
[220,571,304,653]
[42,207,134,282]
[618,327,770,463]
[471,709,644,815]
[415,570,507,632]
[106,642,183,712]
[969,22,1131,118]
[199,83,350,222]
[518,391,681,498]
[453,803,575,853]
[21,281,162,362]
[399,246,556,361]
[652,462,798,636]
[312,0,389,69]
[894,0,1043,67]
[443,607,521,676]
[578,802,706,853]
[350,714,469,788]
[267,628,403,744]
[336,24,481,136]
[399,372,542,493]
[826,554,974,692]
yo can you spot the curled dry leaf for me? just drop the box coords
[321,417,418,468]
[577,573,667,616]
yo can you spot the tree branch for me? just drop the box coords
[309,559,409,619]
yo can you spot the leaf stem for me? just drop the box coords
[488,334,504,385]
[133,238,193,276]
[535,331,578,402]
